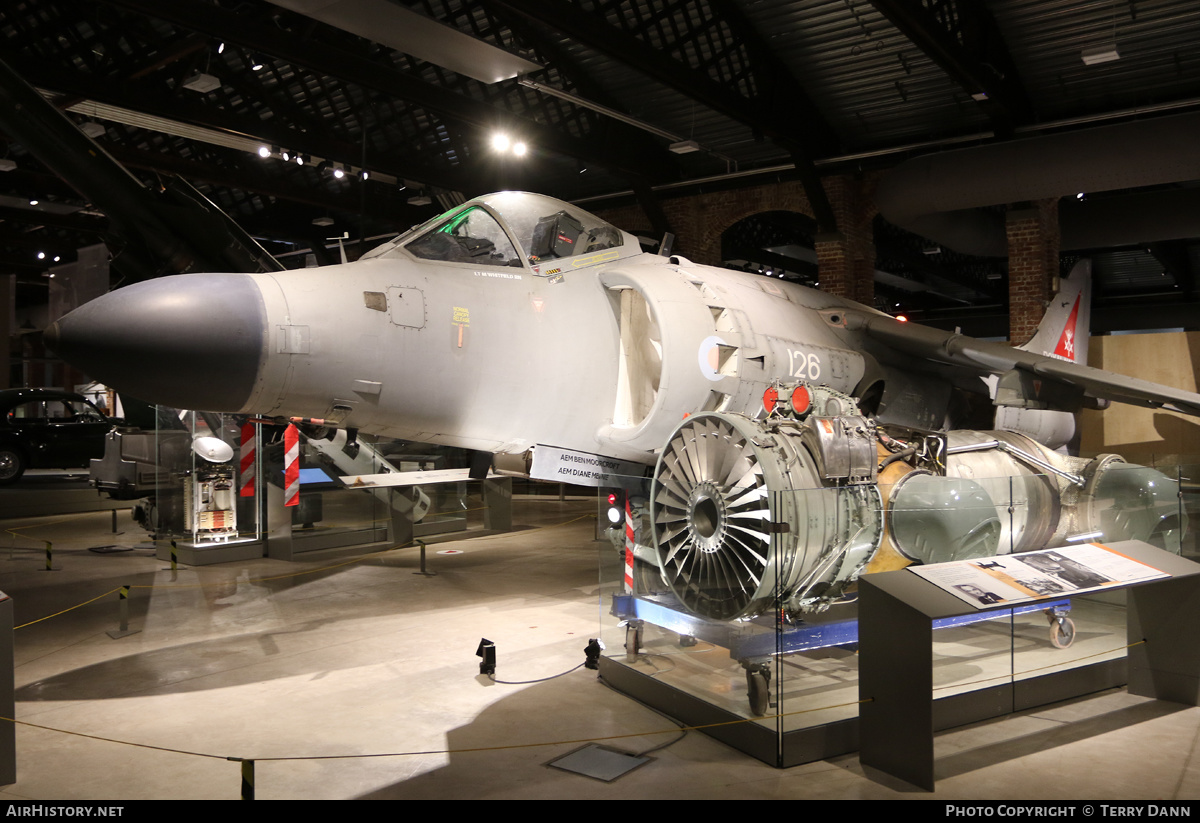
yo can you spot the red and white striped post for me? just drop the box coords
[239,422,256,497]
[624,497,635,593]
[283,424,300,507]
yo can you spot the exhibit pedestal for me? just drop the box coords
[155,536,263,566]
[266,474,514,561]
[859,540,1200,791]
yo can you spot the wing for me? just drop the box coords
[842,310,1200,416]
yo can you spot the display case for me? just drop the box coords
[596,453,1194,768]
[151,410,263,563]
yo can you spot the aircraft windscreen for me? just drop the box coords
[402,206,523,267]
[481,192,625,264]
[359,192,627,268]
[359,207,458,261]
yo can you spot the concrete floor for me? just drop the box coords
[0,491,1198,801]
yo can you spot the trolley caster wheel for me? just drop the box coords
[1050,616,1076,649]
[679,635,697,648]
[745,665,771,717]
[624,620,643,662]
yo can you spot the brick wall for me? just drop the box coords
[593,175,880,307]
[1006,198,1061,346]
[595,181,816,266]
[814,174,878,304]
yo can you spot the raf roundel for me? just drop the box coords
[697,335,727,382]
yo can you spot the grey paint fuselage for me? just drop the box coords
[44,191,1200,465]
[240,243,873,463]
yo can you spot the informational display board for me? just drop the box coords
[908,542,1169,609]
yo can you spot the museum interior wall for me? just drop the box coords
[1080,330,1200,459]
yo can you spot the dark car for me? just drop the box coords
[0,389,115,485]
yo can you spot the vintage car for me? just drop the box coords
[0,389,115,485]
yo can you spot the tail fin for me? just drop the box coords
[1017,259,1091,366]
[993,259,1092,450]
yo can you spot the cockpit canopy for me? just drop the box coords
[362,191,640,271]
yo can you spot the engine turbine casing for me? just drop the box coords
[649,412,1186,623]
[650,412,882,620]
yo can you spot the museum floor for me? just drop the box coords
[0,485,1198,801]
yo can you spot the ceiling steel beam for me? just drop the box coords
[3,50,481,198]
[869,0,1034,135]
[100,0,673,184]
[489,0,840,231]
[0,205,109,234]
[104,143,418,227]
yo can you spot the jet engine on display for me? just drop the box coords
[43,191,1200,623]
[648,385,1181,621]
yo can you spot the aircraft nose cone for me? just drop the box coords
[45,273,266,412]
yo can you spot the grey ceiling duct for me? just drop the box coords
[876,111,1200,257]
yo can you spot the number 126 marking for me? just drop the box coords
[787,350,822,381]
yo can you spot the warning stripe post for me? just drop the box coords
[239,422,256,498]
[240,759,254,800]
[623,499,635,593]
[283,424,300,507]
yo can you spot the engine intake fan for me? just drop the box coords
[650,411,882,621]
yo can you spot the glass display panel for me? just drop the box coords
[598,454,1186,766]
[153,409,261,545]
[269,429,393,551]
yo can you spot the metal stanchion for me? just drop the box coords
[41,541,54,571]
[107,585,140,639]
[413,539,437,577]
[162,539,185,574]
[238,759,254,800]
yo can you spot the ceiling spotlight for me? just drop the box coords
[28,199,38,206]
[512,141,527,157]
[294,153,306,166]
[36,252,45,260]
[360,169,370,180]
[257,146,271,158]
[53,256,61,263]
[281,150,291,162]
[333,167,345,179]
[491,133,510,152]
[250,54,265,71]
[217,42,226,55]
